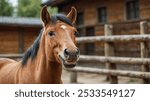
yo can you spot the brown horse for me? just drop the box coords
[0,6,80,84]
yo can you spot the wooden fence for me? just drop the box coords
[0,21,150,84]
[67,21,150,84]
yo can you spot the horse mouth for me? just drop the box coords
[59,55,76,68]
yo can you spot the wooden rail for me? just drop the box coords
[66,67,150,79]
[0,54,23,58]
[79,55,150,65]
[77,34,150,43]
[140,21,150,83]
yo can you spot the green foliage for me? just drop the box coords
[17,0,58,17]
[0,0,58,17]
[0,0,13,16]
[47,7,58,15]
[17,0,41,17]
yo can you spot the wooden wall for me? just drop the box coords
[60,0,150,26]
[23,28,40,52]
[140,0,150,19]
[0,30,19,53]
[0,25,41,54]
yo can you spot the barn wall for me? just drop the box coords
[140,0,150,19]
[61,0,150,24]
[0,30,19,53]
[0,26,40,54]
[59,0,150,36]
[23,28,40,52]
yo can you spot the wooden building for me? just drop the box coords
[0,17,42,54]
[42,0,150,57]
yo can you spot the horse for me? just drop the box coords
[0,6,80,84]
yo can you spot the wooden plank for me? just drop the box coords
[0,54,23,58]
[18,30,24,53]
[0,32,19,53]
[79,55,150,65]
[140,21,150,83]
[104,24,118,84]
[66,67,150,79]
[76,34,150,43]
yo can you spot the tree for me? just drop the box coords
[47,7,58,15]
[0,0,13,16]
[17,0,41,17]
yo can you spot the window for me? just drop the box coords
[126,0,139,20]
[85,27,95,55]
[76,12,84,25]
[97,7,107,23]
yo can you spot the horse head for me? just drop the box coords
[41,6,80,68]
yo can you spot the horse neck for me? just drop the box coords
[27,34,62,83]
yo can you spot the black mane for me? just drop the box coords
[51,14,73,26]
[21,14,73,66]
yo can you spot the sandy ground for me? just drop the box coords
[61,70,142,84]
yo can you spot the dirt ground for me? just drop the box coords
[61,70,142,84]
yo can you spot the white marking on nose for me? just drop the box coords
[60,25,67,30]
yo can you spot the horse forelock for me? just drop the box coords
[51,14,73,26]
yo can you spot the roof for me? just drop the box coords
[0,16,42,27]
[41,0,74,6]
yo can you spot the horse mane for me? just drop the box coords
[21,14,73,66]
[22,29,43,66]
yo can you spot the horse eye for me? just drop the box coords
[74,31,79,37]
[48,31,55,36]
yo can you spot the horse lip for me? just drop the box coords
[59,55,76,68]
[63,63,76,68]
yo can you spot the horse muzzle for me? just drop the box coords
[59,48,80,68]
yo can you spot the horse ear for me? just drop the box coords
[41,6,50,26]
[67,7,77,24]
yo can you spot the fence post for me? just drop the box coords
[104,24,118,84]
[140,21,150,84]
[70,72,77,83]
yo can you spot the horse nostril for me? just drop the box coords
[64,48,80,60]
[64,49,69,58]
